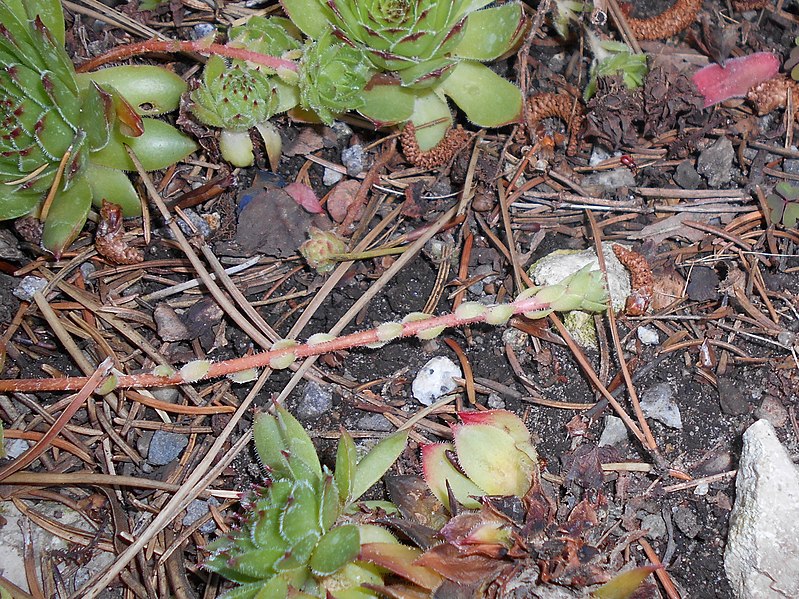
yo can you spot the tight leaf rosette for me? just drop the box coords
[190,55,281,167]
[298,31,374,125]
[204,405,409,598]
[0,0,196,256]
[281,0,528,152]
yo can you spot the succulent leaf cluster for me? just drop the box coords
[204,405,408,598]
[281,0,527,151]
[584,37,649,100]
[0,0,196,256]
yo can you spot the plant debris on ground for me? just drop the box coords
[1,0,799,598]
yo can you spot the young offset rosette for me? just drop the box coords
[203,405,409,598]
[297,31,375,124]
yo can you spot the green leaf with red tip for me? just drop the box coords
[350,430,408,502]
[88,118,197,172]
[358,543,444,590]
[592,565,660,598]
[453,423,536,497]
[279,480,320,544]
[421,443,483,510]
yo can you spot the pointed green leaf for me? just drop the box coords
[77,65,187,116]
[279,480,320,544]
[454,3,526,61]
[276,405,323,484]
[0,186,42,221]
[41,175,92,257]
[319,473,342,531]
[253,412,292,479]
[86,163,141,216]
[308,525,360,576]
[350,430,408,502]
[335,429,357,503]
[89,118,197,172]
[272,532,318,571]
[437,61,523,127]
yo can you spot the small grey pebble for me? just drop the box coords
[13,276,47,301]
[356,413,394,432]
[673,506,701,539]
[487,394,505,410]
[295,381,333,421]
[192,23,216,39]
[640,513,667,539]
[323,167,344,186]
[182,498,220,534]
[148,431,189,466]
[342,144,366,176]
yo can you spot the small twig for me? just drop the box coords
[76,38,297,73]
[0,358,112,482]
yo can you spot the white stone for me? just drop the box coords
[529,242,631,313]
[724,419,799,598]
[640,383,682,429]
[412,356,462,406]
[637,326,660,345]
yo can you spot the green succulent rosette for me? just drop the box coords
[0,0,196,255]
[281,0,527,151]
[204,405,408,598]
[298,32,374,125]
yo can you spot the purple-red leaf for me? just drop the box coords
[284,181,323,213]
[692,52,779,107]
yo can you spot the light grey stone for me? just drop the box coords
[640,513,666,539]
[412,356,461,406]
[13,276,47,301]
[323,167,344,186]
[296,381,333,420]
[598,415,628,446]
[356,413,393,432]
[182,498,220,534]
[147,430,189,466]
[582,167,636,193]
[697,136,734,188]
[724,419,799,599]
[342,144,366,176]
[640,383,682,429]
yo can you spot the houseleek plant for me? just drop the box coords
[204,405,408,598]
[0,0,196,256]
[280,0,528,151]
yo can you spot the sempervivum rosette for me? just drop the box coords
[282,0,528,151]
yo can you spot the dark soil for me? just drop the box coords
[2,1,799,598]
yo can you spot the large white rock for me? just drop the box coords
[724,419,799,598]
